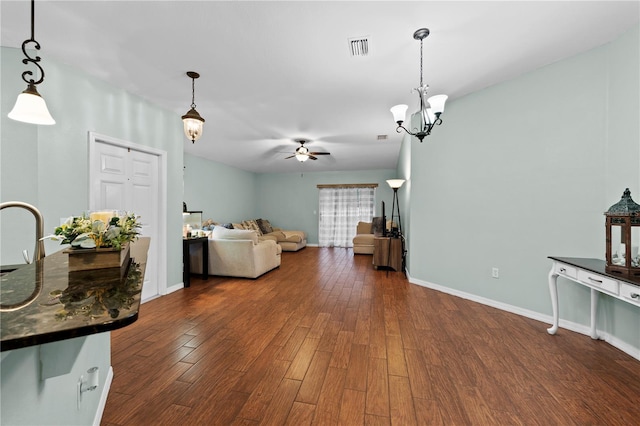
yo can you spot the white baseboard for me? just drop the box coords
[406,272,640,361]
[93,366,113,426]
[165,282,185,295]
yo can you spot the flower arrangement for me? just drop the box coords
[47,211,141,249]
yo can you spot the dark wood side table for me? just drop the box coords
[373,237,403,271]
[182,237,208,287]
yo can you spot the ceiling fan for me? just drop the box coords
[285,139,331,162]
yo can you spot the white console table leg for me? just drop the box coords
[590,288,599,339]
[547,267,559,335]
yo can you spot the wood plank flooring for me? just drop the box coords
[102,247,640,425]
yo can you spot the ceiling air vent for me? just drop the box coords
[348,36,370,57]
[377,135,388,141]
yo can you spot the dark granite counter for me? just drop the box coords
[1,238,149,351]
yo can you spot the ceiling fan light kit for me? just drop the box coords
[182,71,205,143]
[391,27,447,143]
[285,139,331,162]
[8,0,55,125]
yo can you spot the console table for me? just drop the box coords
[183,237,208,287]
[373,237,403,271]
[547,256,640,338]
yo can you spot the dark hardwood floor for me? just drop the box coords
[102,247,640,425]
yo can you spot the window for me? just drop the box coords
[318,184,376,247]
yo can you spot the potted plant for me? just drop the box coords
[46,211,141,271]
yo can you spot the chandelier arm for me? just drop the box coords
[19,0,44,86]
[395,124,411,136]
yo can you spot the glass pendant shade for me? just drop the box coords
[8,84,55,125]
[296,153,309,162]
[386,179,406,189]
[427,94,448,114]
[390,104,409,124]
[182,107,205,143]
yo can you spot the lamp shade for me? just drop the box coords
[8,85,55,125]
[296,153,309,162]
[182,107,205,143]
[390,104,409,124]
[386,179,405,189]
[427,94,448,114]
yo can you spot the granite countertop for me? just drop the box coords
[1,238,149,351]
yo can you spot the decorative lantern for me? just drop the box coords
[604,188,640,277]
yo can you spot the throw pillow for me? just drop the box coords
[256,218,273,234]
[242,219,263,236]
[221,223,234,229]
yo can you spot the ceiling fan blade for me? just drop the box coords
[284,155,296,159]
[308,155,318,160]
[309,152,330,155]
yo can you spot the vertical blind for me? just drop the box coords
[318,184,376,247]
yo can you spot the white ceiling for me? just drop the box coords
[2,1,638,173]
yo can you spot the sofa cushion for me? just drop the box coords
[356,221,372,234]
[353,233,375,245]
[259,234,278,243]
[242,219,263,236]
[266,230,304,243]
[212,227,259,244]
[256,218,273,234]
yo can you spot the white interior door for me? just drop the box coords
[89,133,166,302]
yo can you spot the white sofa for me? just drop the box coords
[189,228,281,279]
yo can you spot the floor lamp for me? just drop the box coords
[386,179,406,273]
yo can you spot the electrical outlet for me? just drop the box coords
[492,267,499,278]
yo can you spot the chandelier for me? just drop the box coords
[182,71,205,143]
[8,0,55,125]
[390,28,447,142]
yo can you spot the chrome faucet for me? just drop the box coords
[0,201,46,263]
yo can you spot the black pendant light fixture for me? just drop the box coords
[8,0,55,125]
[182,71,205,143]
[390,28,447,142]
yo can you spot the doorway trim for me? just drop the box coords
[88,131,168,299]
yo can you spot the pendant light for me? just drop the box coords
[182,71,205,143]
[8,0,55,125]
[390,28,447,142]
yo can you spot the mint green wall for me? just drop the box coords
[1,47,184,283]
[404,25,639,351]
[255,170,397,244]
[1,46,184,424]
[183,153,257,222]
